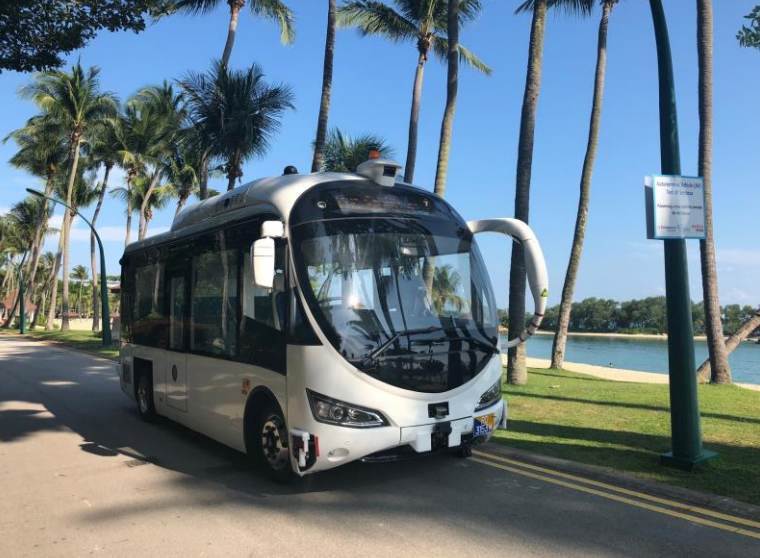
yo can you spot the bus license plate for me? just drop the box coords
[473,413,496,437]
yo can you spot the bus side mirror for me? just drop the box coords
[252,237,275,289]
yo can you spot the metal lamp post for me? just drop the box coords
[648,0,716,469]
[27,188,112,347]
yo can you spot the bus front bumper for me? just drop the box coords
[289,398,506,475]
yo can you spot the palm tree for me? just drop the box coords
[171,0,295,66]
[338,0,490,184]
[84,120,120,331]
[1,198,49,327]
[134,82,185,240]
[112,176,172,240]
[320,127,393,172]
[507,0,549,385]
[116,85,179,243]
[20,62,118,332]
[548,0,614,370]
[162,144,200,219]
[30,252,55,329]
[70,264,89,316]
[433,0,459,197]
[3,117,68,297]
[696,0,730,384]
[312,0,337,173]
[179,61,294,192]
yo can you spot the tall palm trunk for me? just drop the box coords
[90,164,111,332]
[696,0,730,384]
[124,171,134,247]
[698,307,760,380]
[138,171,161,240]
[312,0,337,173]
[507,0,548,385]
[61,134,83,332]
[433,0,460,197]
[404,49,428,184]
[222,0,246,66]
[45,232,65,331]
[551,1,613,369]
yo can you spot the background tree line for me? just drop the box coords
[499,297,760,338]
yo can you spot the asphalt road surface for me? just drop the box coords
[1,337,759,558]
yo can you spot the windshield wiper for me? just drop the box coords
[365,326,445,363]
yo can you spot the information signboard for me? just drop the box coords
[645,175,706,240]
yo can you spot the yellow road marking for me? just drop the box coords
[473,450,760,531]
[471,456,760,541]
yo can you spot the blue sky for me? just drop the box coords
[1,1,758,309]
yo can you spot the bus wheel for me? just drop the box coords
[456,446,473,458]
[136,373,157,422]
[251,402,294,484]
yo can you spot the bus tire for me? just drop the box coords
[136,372,158,422]
[248,401,295,484]
[456,446,473,458]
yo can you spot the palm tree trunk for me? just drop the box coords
[139,171,161,240]
[199,152,210,200]
[311,0,337,173]
[45,233,65,331]
[433,0,460,197]
[696,0,730,384]
[31,288,46,329]
[404,52,427,184]
[61,135,83,333]
[175,193,190,220]
[25,172,56,295]
[90,164,110,332]
[551,1,613,370]
[507,0,548,385]
[125,210,133,247]
[222,0,245,67]
[698,307,760,381]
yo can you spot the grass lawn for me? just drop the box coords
[0,329,119,360]
[494,368,760,507]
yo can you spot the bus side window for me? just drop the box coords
[133,261,166,348]
[238,239,286,373]
[190,233,239,358]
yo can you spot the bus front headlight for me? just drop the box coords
[307,390,389,428]
[475,379,502,412]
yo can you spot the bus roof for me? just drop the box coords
[123,171,366,255]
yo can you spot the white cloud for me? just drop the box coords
[0,206,9,215]
[715,248,760,268]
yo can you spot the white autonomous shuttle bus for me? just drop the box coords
[118,156,548,481]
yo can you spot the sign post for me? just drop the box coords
[648,0,716,470]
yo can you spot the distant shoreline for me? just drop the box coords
[499,327,758,343]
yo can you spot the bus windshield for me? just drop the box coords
[292,217,498,393]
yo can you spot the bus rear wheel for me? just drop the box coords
[136,373,157,422]
[249,402,295,484]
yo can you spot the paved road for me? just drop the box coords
[1,337,759,558]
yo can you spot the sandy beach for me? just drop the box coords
[501,354,760,392]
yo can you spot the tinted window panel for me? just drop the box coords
[133,262,166,347]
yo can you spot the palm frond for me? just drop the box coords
[251,0,297,44]
[517,0,595,17]
[337,1,418,43]
[432,37,492,75]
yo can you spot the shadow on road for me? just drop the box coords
[2,338,759,557]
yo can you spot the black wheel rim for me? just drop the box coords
[261,413,289,471]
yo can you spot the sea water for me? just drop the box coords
[499,333,760,385]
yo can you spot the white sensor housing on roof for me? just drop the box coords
[356,157,403,187]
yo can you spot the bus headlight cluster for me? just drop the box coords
[475,379,503,411]
[307,390,389,428]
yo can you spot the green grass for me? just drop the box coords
[494,368,760,506]
[0,329,118,360]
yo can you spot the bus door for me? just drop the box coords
[166,270,188,412]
